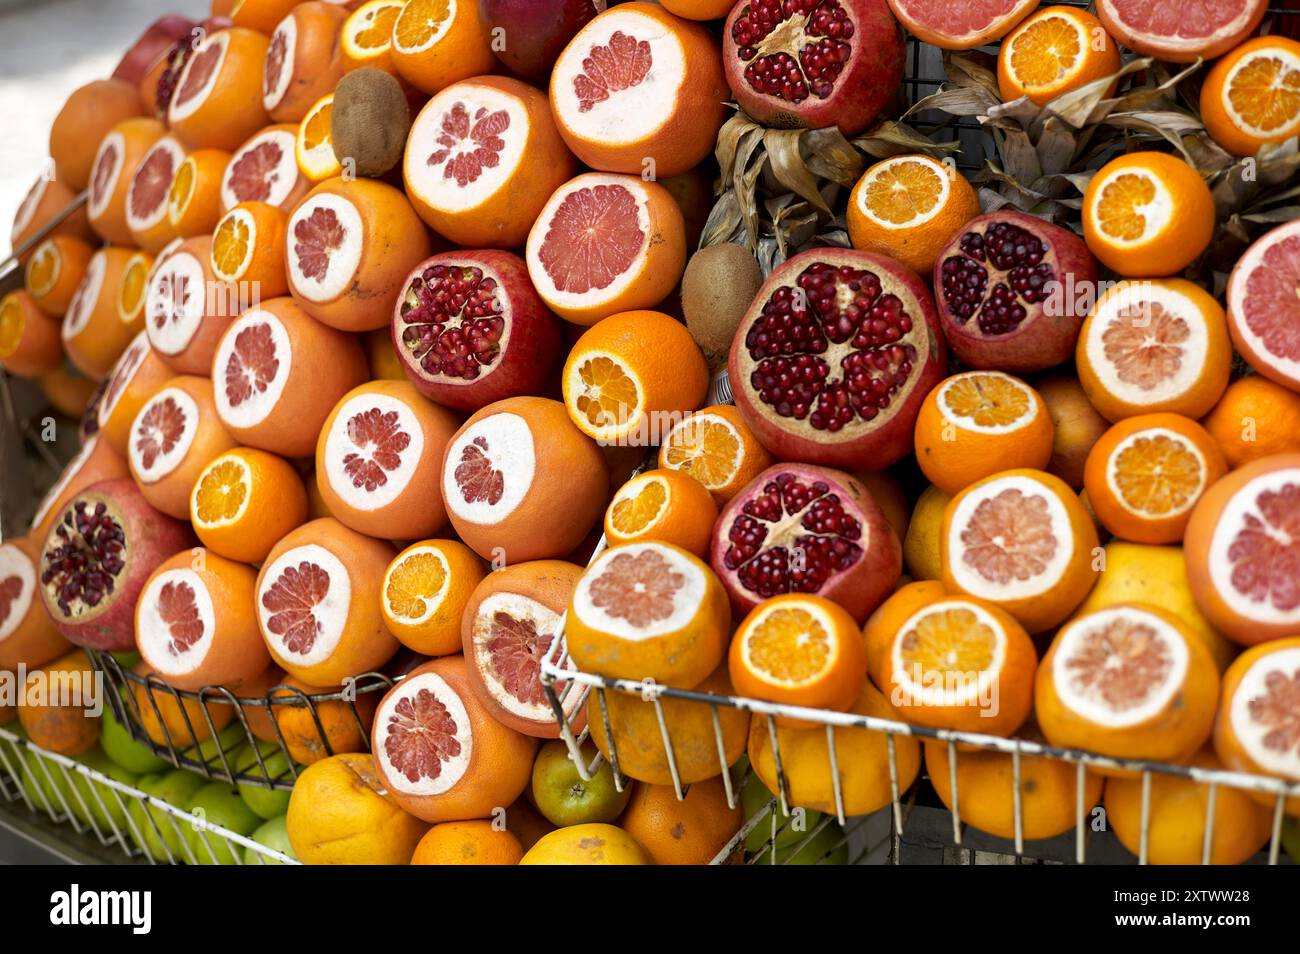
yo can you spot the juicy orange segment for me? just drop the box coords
[26,244,58,296]
[897,606,999,675]
[168,158,194,220]
[942,373,1031,428]
[1227,52,1300,134]
[394,0,451,51]
[346,0,402,53]
[573,355,640,430]
[117,252,152,324]
[662,414,741,488]
[384,549,449,622]
[863,158,944,226]
[0,296,23,357]
[212,209,253,280]
[1110,432,1203,516]
[1096,172,1158,242]
[297,94,341,182]
[194,458,250,526]
[744,606,833,686]
[609,477,668,535]
[1008,13,1080,87]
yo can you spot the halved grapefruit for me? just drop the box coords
[886,0,1038,50]
[1214,637,1300,815]
[221,125,309,213]
[1226,220,1300,394]
[1097,0,1267,63]
[125,135,187,253]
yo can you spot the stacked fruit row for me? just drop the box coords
[0,0,1298,866]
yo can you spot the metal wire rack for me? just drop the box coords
[0,726,297,865]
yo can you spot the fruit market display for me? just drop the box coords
[3,0,1300,869]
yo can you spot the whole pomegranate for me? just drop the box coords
[724,0,904,135]
[112,15,195,87]
[391,250,562,412]
[728,247,945,470]
[934,211,1099,372]
[479,0,605,79]
[38,478,195,652]
[710,463,901,623]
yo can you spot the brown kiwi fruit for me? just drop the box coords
[680,243,763,369]
[330,68,412,178]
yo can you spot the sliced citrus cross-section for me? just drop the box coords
[605,469,718,558]
[211,200,289,297]
[381,538,486,657]
[191,446,309,565]
[997,6,1120,107]
[1214,637,1300,814]
[295,92,341,182]
[1201,35,1300,157]
[391,0,495,95]
[1226,219,1300,393]
[657,403,772,504]
[341,0,404,72]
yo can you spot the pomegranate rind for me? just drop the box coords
[1097,0,1267,63]
[1226,220,1300,393]
[729,247,945,470]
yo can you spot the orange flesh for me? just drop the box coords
[1097,173,1156,241]
[898,607,998,675]
[943,375,1030,427]
[1228,54,1300,133]
[1112,433,1203,516]
[747,607,832,685]
[864,160,943,224]
[195,459,249,524]
[663,416,740,488]
[574,356,639,430]
[610,479,668,534]
[385,551,447,620]
[1009,15,1080,87]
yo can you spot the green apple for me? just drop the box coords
[128,769,207,862]
[740,776,825,853]
[531,739,630,827]
[180,722,245,770]
[183,782,261,865]
[59,748,139,833]
[244,815,298,866]
[753,821,849,865]
[231,740,294,820]
[101,697,169,774]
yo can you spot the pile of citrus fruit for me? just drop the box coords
[3,0,1300,867]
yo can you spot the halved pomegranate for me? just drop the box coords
[728,247,944,469]
[709,462,901,623]
[38,478,194,651]
[934,210,1098,373]
[723,0,904,135]
[392,250,561,412]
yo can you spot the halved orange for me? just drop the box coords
[728,593,867,727]
[1083,413,1227,545]
[561,310,709,445]
[604,468,718,557]
[25,235,94,318]
[997,6,1120,107]
[381,539,487,656]
[168,148,232,238]
[61,247,139,381]
[191,446,309,564]
[211,201,289,298]
[341,0,404,73]
[657,404,772,504]
[295,92,342,183]
[0,291,62,379]
[847,154,980,276]
[391,0,495,95]
[1082,151,1215,278]
[116,250,154,329]
[87,116,166,246]
[913,370,1054,496]
[1201,36,1300,157]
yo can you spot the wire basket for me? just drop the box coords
[0,725,297,865]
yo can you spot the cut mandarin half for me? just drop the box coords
[167,148,231,237]
[96,332,172,455]
[134,548,270,692]
[941,468,1099,633]
[562,309,709,445]
[459,559,584,738]
[549,2,727,178]
[382,538,486,657]
[1213,636,1300,815]
[729,593,867,726]
[128,375,238,519]
[884,592,1036,736]
[1077,277,1231,422]
[404,76,576,249]
[255,517,398,685]
[125,135,187,252]
[864,578,948,686]
[525,173,687,326]
[1083,413,1227,545]
[1226,219,1300,394]
[1184,453,1300,646]
[391,0,495,95]
[168,27,271,151]
[567,540,731,690]
[116,250,154,330]
[442,396,608,562]
[847,154,981,276]
[191,447,310,565]
[286,177,432,332]
[87,117,166,246]
[145,235,239,375]
[996,6,1120,108]
[1200,36,1300,158]
[263,1,349,123]
[295,93,341,182]
[315,379,459,540]
[340,0,404,72]
[25,236,94,318]
[221,124,310,214]
[10,174,92,266]
[1082,151,1215,278]
[212,296,369,457]
[61,247,138,381]
[913,370,1053,496]
[1036,603,1219,772]
[657,403,773,504]
[211,201,289,297]
[0,291,62,379]
[604,468,718,558]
